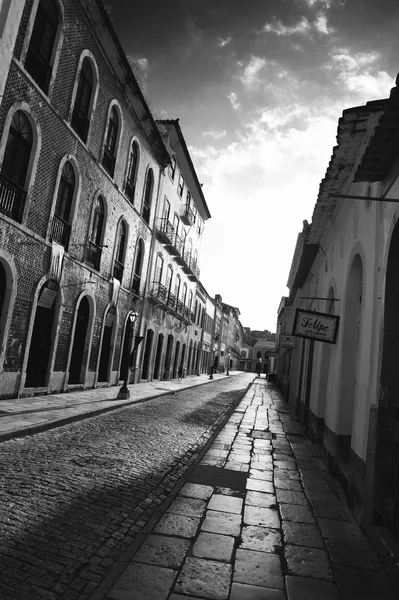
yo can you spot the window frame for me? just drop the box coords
[48,155,80,251]
[178,173,184,197]
[101,100,123,179]
[132,238,144,295]
[142,167,154,224]
[68,50,99,146]
[86,194,106,271]
[124,138,140,204]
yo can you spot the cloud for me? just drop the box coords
[228,92,240,110]
[261,17,311,36]
[314,11,333,34]
[217,36,232,47]
[127,55,149,88]
[203,130,227,139]
[238,55,269,88]
[327,48,392,98]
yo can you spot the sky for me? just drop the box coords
[106,0,399,331]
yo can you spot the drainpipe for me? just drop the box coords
[135,165,165,382]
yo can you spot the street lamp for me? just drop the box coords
[226,352,231,376]
[259,357,262,378]
[117,310,139,399]
[209,342,218,380]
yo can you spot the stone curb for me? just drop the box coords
[0,372,253,444]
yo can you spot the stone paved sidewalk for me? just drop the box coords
[102,379,399,600]
[0,371,241,443]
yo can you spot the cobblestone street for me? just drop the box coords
[0,373,253,600]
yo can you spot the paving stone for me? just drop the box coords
[246,491,277,508]
[282,521,324,549]
[174,557,232,600]
[317,518,365,541]
[229,454,251,463]
[276,490,308,505]
[301,478,334,492]
[201,510,242,536]
[208,494,243,514]
[180,483,214,500]
[133,535,190,569]
[250,468,273,482]
[192,532,235,562]
[311,502,355,522]
[244,505,280,529]
[305,490,343,504]
[169,595,203,599]
[298,468,330,479]
[285,545,333,580]
[215,486,244,497]
[325,538,382,570]
[240,525,282,552]
[273,469,300,481]
[274,478,302,491]
[332,564,398,600]
[154,514,201,538]
[273,460,297,470]
[108,562,176,600]
[246,479,274,494]
[285,575,341,600]
[230,582,285,599]
[168,496,207,517]
[280,503,316,525]
[233,549,284,589]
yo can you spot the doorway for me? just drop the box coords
[98,307,115,382]
[153,333,164,379]
[163,334,173,379]
[69,297,90,384]
[141,329,154,379]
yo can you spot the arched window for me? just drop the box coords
[50,161,75,248]
[155,254,163,284]
[25,0,59,93]
[169,155,176,180]
[188,290,193,311]
[125,140,139,202]
[182,283,187,306]
[0,111,33,222]
[165,265,173,294]
[113,221,126,282]
[87,196,104,270]
[102,105,119,177]
[142,169,153,224]
[132,238,144,295]
[193,249,198,267]
[71,58,94,142]
[174,274,181,300]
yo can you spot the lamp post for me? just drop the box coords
[259,357,262,378]
[117,310,139,399]
[226,352,231,376]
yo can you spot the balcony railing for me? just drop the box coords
[71,106,90,142]
[113,259,124,282]
[102,145,116,177]
[0,173,26,222]
[188,257,200,281]
[142,201,151,224]
[132,273,141,295]
[156,218,175,245]
[51,214,71,248]
[151,282,168,303]
[124,177,135,203]
[166,292,177,310]
[181,203,195,226]
[86,240,102,271]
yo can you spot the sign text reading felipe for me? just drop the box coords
[292,309,340,344]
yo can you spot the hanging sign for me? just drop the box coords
[292,309,339,344]
[37,281,59,309]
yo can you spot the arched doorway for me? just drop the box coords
[119,319,131,382]
[69,297,90,384]
[0,262,6,341]
[315,289,335,443]
[338,254,363,461]
[153,333,164,379]
[98,307,115,382]
[376,223,399,540]
[141,329,154,380]
[163,334,174,380]
[173,341,180,378]
[25,281,58,387]
[187,341,193,375]
[181,343,186,372]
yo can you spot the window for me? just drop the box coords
[188,290,193,311]
[163,198,170,221]
[132,239,144,294]
[102,106,119,177]
[0,111,33,222]
[71,58,94,143]
[169,155,176,180]
[155,254,163,283]
[174,274,181,299]
[182,283,187,306]
[173,213,179,236]
[51,161,75,248]
[25,0,59,93]
[87,196,104,270]
[197,216,202,236]
[113,221,126,282]
[178,173,184,197]
[193,205,197,224]
[125,140,139,203]
[142,168,154,224]
[186,190,191,206]
[256,351,261,359]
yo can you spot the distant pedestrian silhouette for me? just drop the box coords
[178,363,183,382]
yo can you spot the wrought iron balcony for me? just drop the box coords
[181,203,195,226]
[0,173,26,222]
[182,248,192,274]
[113,259,124,282]
[102,145,116,177]
[176,299,184,315]
[71,106,90,142]
[50,214,71,249]
[166,292,177,310]
[188,257,200,282]
[151,282,168,303]
[132,273,141,295]
[86,240,102,271]
[156,218,175,245]
[183,306,192,322]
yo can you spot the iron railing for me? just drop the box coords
[181,203,195,226]
[86,240,102,271]
[124,177,135,203]
[0,173,26,222]
[132,273,141,295]
[71,106,90,142]
[50,214,71,248]
[113,259,124,282]
[102,145,116,177]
